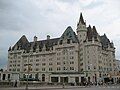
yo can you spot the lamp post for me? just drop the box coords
[25,53,32,90]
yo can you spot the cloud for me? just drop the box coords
[0,0,120,69]
[83,0,104,9]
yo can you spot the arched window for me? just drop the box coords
[42,74,45,82]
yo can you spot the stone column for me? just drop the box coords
[79,76,81,83]
[58,76,61,83]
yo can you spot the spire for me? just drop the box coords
[8,46,11,51]
[78,12,86,25]
[88,25,91,30]
[92,26,97,34]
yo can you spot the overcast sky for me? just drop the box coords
[0,0,120,69]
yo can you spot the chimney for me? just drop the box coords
[34,36,37,42]
[47,35,50,40]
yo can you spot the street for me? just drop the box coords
[0,85,120,90]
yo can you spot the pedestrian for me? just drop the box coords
[14,80,17,87]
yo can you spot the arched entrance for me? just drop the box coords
[42,74,45,82]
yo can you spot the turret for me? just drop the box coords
[76,13,87,43]
[8,46,11,51]
[47,35,50,40]
[34,36,37,42]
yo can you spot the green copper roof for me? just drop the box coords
[60,26,79,43]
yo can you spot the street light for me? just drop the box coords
[25,53,32,90]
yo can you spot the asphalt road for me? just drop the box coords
[0,85,120,90]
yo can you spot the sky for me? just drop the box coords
[0,0,120,69]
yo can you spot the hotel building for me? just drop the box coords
[7,13,116,84]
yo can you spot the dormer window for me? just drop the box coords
[67,39,70,44]
[59,40,62,45]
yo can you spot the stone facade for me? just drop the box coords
[7,13,117,84]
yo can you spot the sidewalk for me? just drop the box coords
[0,85,86,90]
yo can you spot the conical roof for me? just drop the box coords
[78,13,86,25]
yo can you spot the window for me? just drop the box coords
[80,58,83,61]
[35,73,39,79]
[57,58,60,60]
[70,52,73,55]
[59,40,62,45]
[42,63,46,66]
[70,61,74,64]
[57,67,61,71]
[36,68,39,71]
[24,60,27,63]
[70,67,74,70]
[9,65,12,67]
[18,56,21,59]
[94,66,96,69]
[70,56,74,59]
[30,59,33,62]
[17,64,20,66]
[36,55,39,58]
[42,59,45,61]
[17,69,20,71]
[42,68,45,71]
[49,58,52,61]
[63,61,65,64]
[67,39,70,44]
[80,63,83,66]
[30,55,33,58]
[81,68,83,71]
[49,68,53,71]
[10,61,12,63]
[36,63,39,66]
[36,59,39,62]
[87,56,89,58]
[57,52,61,55]
[57,62,61,65]
[88,66,90,70]
[49,63,53,65]
[63,67,66,70]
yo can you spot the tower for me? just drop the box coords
[76,13,87,43]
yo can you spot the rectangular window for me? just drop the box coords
[57,62,61,65]
[57,67,61,71]
[49,58,52,61]
[42,59,45,61]
[57,58,60,60]
[42,63,46,66]
[63,61,65,64]
[17,69,20,71]
[70,61,74,64]
[36,55,39,58]
[17,64,20,66]
[42,68,45,71]
[70,56,74,59]
[36,59,39,62]
[36,63,39,66]
[49,68,53,71]
[70,67,74,70]
[36,68,39,71]
[49,63,53,65]
[30,59,33,62]
[63,67,66,70]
